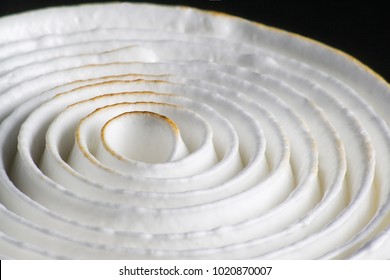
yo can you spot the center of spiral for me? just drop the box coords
[101,111,188,164]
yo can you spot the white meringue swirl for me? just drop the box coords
[0,3,389,259]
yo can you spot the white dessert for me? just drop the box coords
[0,3,389,259]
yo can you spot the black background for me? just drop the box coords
[0,0,388,81]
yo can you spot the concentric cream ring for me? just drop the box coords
[0,3,389,259]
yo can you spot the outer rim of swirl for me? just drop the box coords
[0,2,387,85]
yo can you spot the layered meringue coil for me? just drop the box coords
[0,3,389,259]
